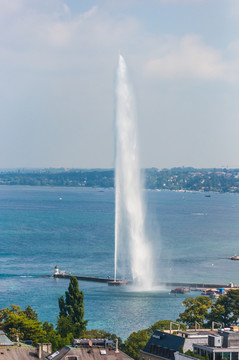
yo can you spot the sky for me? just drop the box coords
[0,0,239,169]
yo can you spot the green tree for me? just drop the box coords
[23,305,38,321]
[42,321,73,352]
[58,296,67,318]
[0,305,46,344]
[206,289,239,327]
[57,276,87,338]
[0,304,77,352]
[123,329,150,360]
[177,296,213,327]
[206,295,234,327]
[227,289,239,321]
[57,316,74,338]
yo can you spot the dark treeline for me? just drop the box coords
[0,167,239,192]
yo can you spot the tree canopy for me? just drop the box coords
[177,296,213,328]
[177,290,239,328]
[0,305,47,344]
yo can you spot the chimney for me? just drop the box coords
[115,339,119,353]
[42,343,52,355]
[37,344,42,359]
[47,343,52,354]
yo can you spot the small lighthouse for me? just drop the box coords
[54,265,59,276]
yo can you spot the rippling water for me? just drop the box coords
[1,186,239,339]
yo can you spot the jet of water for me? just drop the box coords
[114,55,153,290]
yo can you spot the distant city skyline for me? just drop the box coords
[0,0,239,169]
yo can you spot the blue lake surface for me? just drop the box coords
[1,186,239,339]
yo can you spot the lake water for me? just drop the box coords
[0,186,239,339]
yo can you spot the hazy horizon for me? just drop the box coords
[0,166,239,171]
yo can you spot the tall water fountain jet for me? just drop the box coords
[114,55,153,290]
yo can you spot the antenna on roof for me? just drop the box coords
[170,322,180,334]
[195,321,200,330]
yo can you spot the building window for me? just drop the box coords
[208,352,213,360]
[223,352,230,360]
[169,350,175,359]
[232,353,239,360]
[150,344,156,353]
[215,352,222,360]
[163,348,169,356]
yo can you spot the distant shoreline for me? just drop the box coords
[0,183,237,196]
[0,167,238,193]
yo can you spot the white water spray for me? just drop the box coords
[114,55,153,289]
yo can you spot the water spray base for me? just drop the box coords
[108,280,129,286]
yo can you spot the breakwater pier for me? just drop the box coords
[51,274,238,289]
[163,281,239,288]
[49,266,239,289]
[48,266,130,285]
[51,273,127,284]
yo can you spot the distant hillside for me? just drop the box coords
[0,167,239,193]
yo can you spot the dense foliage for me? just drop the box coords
[0,305,47,344]
[178,289,239,328]
[177,296,213,327]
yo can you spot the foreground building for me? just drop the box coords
[158,328,239,360]
[46,338,134,360]
[139,329,214,360]
[140,330,185,360]
[139,327,239,360]
[0,330,52,359]
[193,329,239,360]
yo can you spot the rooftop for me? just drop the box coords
[177,330,216,338]
[142,330,185,359]
[0,348,38,359]
[0,331,14,347]
[46,345,133,360]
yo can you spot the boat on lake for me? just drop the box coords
[230,254,239,260]
[171,287,190,294]
[108,280,128,286]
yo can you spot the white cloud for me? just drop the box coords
[145,35,230,80]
